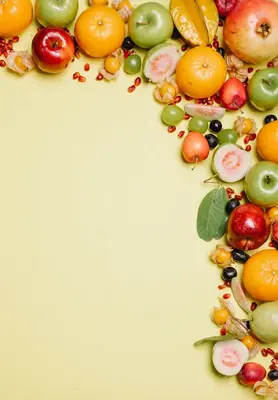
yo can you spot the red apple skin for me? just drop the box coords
[32,27,75,74]
[238,362,266,387]
[272,221,278,242]
[219,77,247,111]
[227,204,271,251]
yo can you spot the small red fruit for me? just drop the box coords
[272,221,278,242]
[219,77,247,111]
[215,0,237,17]
[238,362,266,386]
[181,131,210,164]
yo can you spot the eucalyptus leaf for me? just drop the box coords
[197,187,229,242]
[194,334,238,347]
[214,213,229,240]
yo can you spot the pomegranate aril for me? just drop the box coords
[268,348,275,356]
[184,114,191,120]
[174,95,182,104]
[244,136,250,144]
[214,96,221,104]
[218,284,226,290]
[73,72,80,80]
[181,44,188,51]
[84,63,90,71]
[185,95,192,101]
[251,302,257,311]
[261,349,268,357]
[3,50,8,58]
[207,100,214,105]
[78,75,86,82]
[128,85,136,93]
[269,241,276,248]
[96,73,104,81]
[226,187,235,194]
[235,194,242,201]
[269,364,277,370]
[134,77,141,86]
[0,60,6,67]
[218,20,224,26]
[241,191,246,197]
[267,61,274,68]
[249,133,257,141]
[275,353,278,359]
[213,41,219,49]
[168,126,176,133]
[220,328,226,336]
[248,67,254,73]
[194,99,202,104]
[225,281,231,287]
[178,130,185,138]
[75,50,81,59]
[272,359,278,364]
[245,145,251,152]
[223,293,231,299]
[12,36,19,43]
[207,44,212,48]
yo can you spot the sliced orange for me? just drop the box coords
[242,249,278,302]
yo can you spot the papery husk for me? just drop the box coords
[99,48,124,81]
[254,380,278,399]
[234,116,257,136]
[225,54,248,82]
[272,56,278,68]
[209,244,233,268]
[112,0,134,22]
[153,77,179,104]
[6,51,35,75]
[224,316,249,339]
[248,338,260,359]
[231,277,251,314]
[211,298,235,326]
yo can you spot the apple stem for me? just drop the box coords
[203,173,219,184]
[191,157,198,171]
[136,21,150,26]
[262,78,271,86]
[233,102,244,114]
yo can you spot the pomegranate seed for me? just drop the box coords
[213,41,219,49]
[245,145,251,152]
[96,73,103,81]
[223,293,231,299]
[218,20,224,26]
[226,187,235,194]
[269,364,277,370]
[220,328,226,336]
[75,50,81,59]
[244,136,250,144]
[207,44,212,48]
[225,281,231,287]
[84,63,90,71]
[124,50,130,58]
[218,284,226,290]
[177,130,185,138]
[241,191,246,197]
[202,98,207,104]
[184,114,191,120]
[235,194,242,201]
[181,44,188,51]
[249,133,257,141]
[128,85,136,93]
[134,77,141,86]
[268,348,275,356]
[267,61,274,68]
[174,95,182,104]
[194,99,202,104]
[227,193,232,199]
[78,75,86,82]
[248,67,254,73]
[12,36,19,43]
[72,72,80,80]
[71,58,75,63]
[251,302,257,311]
[274,354,278,359]
[185,95,192,101]
[272,359,278,364]
[0,60,6,67]
[269,241,276,248]
[168,126,176,133]
[207,100,214,105]
[214,96,221,104]
[3,50,8,58]
[261,349,268,357]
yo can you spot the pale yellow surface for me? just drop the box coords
[0,1,277,399]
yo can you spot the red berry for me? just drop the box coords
[245,145,251,152]
[248,67,254,73]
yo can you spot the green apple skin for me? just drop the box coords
[247,68,278,111]
[245,161,278,208]
[128,2,173,49]
[35,0,79,28]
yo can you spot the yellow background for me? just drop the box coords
[0,1,277,399]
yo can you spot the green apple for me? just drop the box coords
[245,161,278,208]
[247,68,278,111]
[128,2,174,49]
[35,0,79,28]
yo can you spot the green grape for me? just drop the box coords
[188,117,208,134]
[218,129,239,144]
[161,105,184,126]
[124,54,141,75]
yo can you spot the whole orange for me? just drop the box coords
[242,249,278,302]
[0,0,33,37]
[256,120,278,163]
[74,5,125,58]
[175,47,227,99]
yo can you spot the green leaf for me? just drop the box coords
[197,187,229,242]
[214,213,229,240]
[194,334,238,347]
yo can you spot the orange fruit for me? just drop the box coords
[175,47,227,99]
[0,0,33,37]
[256,120,278,163]
[74,5,125,58]
[242,249,278,302]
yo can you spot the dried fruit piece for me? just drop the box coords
[6,50,34,75]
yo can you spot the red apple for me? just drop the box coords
[272,220,278,242]
[219,77,247,111]
[238,362,266,387]
[227,203,270,251]
[32,27,75,74]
